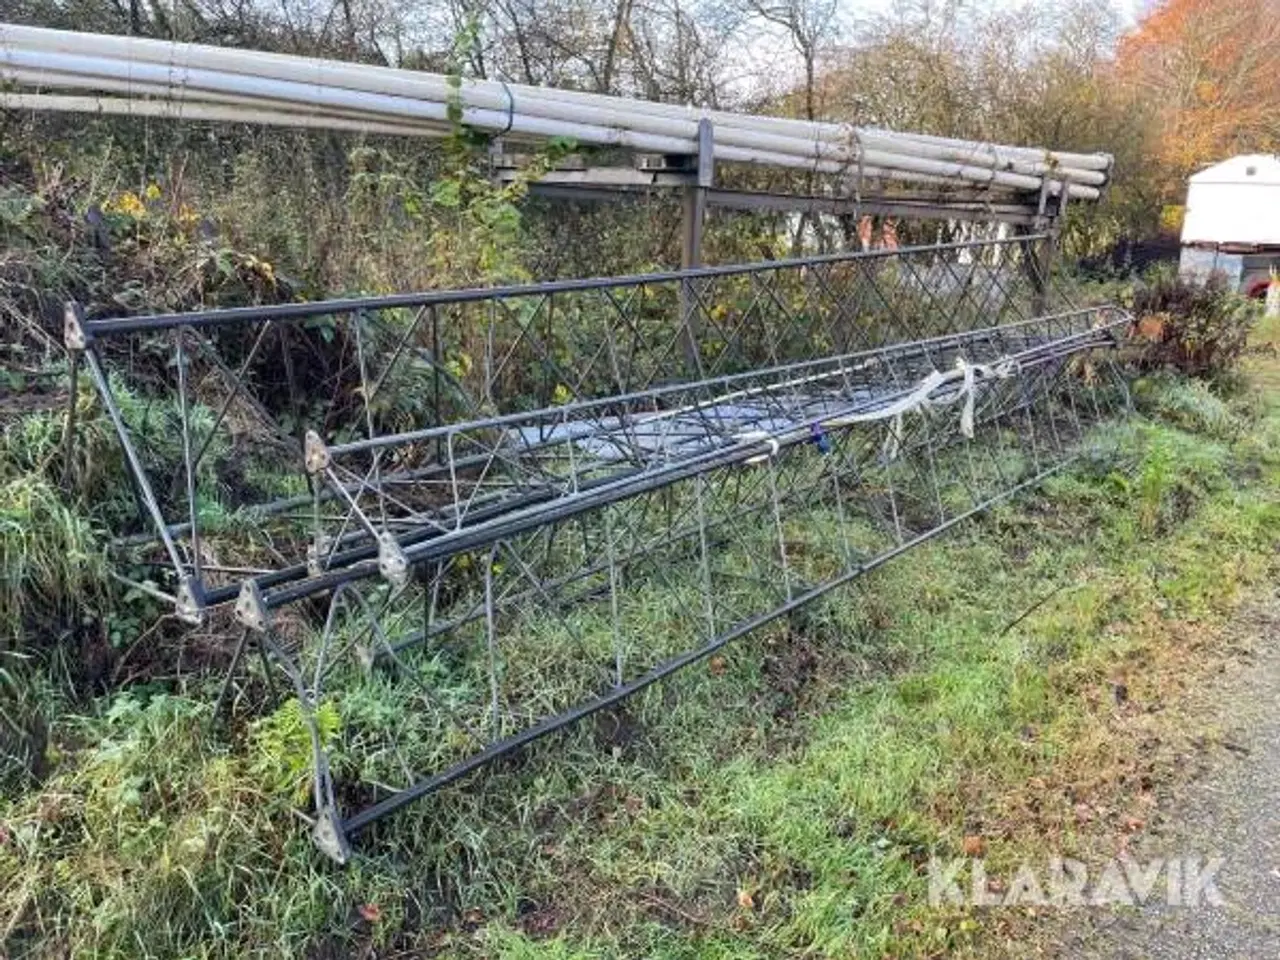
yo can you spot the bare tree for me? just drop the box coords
[744,0,838,118]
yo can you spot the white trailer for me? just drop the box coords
[1180,154,1280,297]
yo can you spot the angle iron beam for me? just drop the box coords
[78,235,1051,337]
[521,182,1043,225]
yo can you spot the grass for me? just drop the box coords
[3,336,1280,957]
[3,109,1270,956]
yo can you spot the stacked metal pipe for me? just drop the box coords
[0,23,1112,198]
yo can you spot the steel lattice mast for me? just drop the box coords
[66,236,1133,860]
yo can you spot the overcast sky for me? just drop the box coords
[724,0,1153,102]
[839,0,1152,30]
[849,0,1152,24]
[845,0,1147,29]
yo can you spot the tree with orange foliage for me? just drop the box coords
[1117,0,1280,200]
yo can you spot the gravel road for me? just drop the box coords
[1051,602,1280,959]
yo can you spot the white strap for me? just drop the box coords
[734,354,1020,464]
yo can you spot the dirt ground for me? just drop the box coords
[1020,598,1280,959]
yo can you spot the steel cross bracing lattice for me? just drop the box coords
[71,234,1070,605]
[65,235,1133,861]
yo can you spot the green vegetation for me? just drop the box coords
[1,5,1275,953]
[2,343,1277,956]
[1131,267,1262,376]
[0,103,1272,952]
